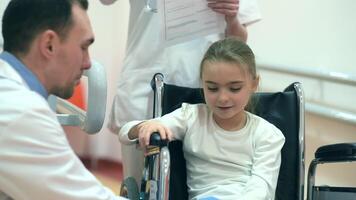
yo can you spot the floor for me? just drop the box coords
[81,157,123,195]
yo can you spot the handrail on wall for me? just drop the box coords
[258,62,356,86]
[257,61,356,125]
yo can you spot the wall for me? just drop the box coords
[0,0,8,48]
[248,0,356,73]
[247,0,356,188]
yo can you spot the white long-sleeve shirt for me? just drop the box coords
[120,103,285,200]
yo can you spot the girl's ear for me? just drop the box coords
[251,75,260,92]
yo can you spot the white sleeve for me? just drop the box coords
[119,103,192,143]
[239,0,262,25]
[118,120,143,145]
[155,103,192,141]
[0,104,126,200]
[240,125,285,200]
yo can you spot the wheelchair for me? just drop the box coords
[306,143,356,200]
[120,73,305,200]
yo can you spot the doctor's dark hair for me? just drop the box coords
[2,0,89,55]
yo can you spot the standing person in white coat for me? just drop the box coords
[102,0,261,185]
[0,0,126,200]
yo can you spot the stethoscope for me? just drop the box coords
[145,0,157,13]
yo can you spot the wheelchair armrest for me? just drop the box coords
[149,132,168,147]
[315,143,356,162]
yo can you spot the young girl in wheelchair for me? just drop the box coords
[119,37,285,200]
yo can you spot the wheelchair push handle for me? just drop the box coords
[149,132,168,147]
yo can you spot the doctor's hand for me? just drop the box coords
[207,0,240,23]
[135,121,173,149]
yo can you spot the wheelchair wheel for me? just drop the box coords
[120,177,139,200]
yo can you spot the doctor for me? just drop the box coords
[0,0,126,199]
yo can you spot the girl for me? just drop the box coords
[119,37,285,200]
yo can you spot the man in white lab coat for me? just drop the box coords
[0,0,126,199]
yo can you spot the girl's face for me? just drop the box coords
[202,61,258,130]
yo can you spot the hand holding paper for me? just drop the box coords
[207,0,240,22]
[158,0,225,46]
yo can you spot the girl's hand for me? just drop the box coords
[136,121,173,149]
[207,0,239,23]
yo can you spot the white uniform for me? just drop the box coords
[108,0,261,184]
[0,57,125,200]
[120,103,285,200]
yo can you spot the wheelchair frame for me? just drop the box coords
[121,73,307,200]
[307,143,356,200]
[121,73,356,200]
[120,74,170,200]
[150,73,306,200]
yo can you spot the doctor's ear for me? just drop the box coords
[38,30,58,58]
[100,0,117,5]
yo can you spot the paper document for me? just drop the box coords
[158,0,225,46]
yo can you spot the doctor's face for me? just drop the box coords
[50,4,94,99]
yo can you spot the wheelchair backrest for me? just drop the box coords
[156,82,305,200]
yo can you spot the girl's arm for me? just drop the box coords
[240,126,285,200]
[119,103,192,147]
[128,120,174,149]
[118,120,172,148]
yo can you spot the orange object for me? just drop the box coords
[68,81,86,111]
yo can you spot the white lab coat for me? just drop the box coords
[0,59,124,200]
